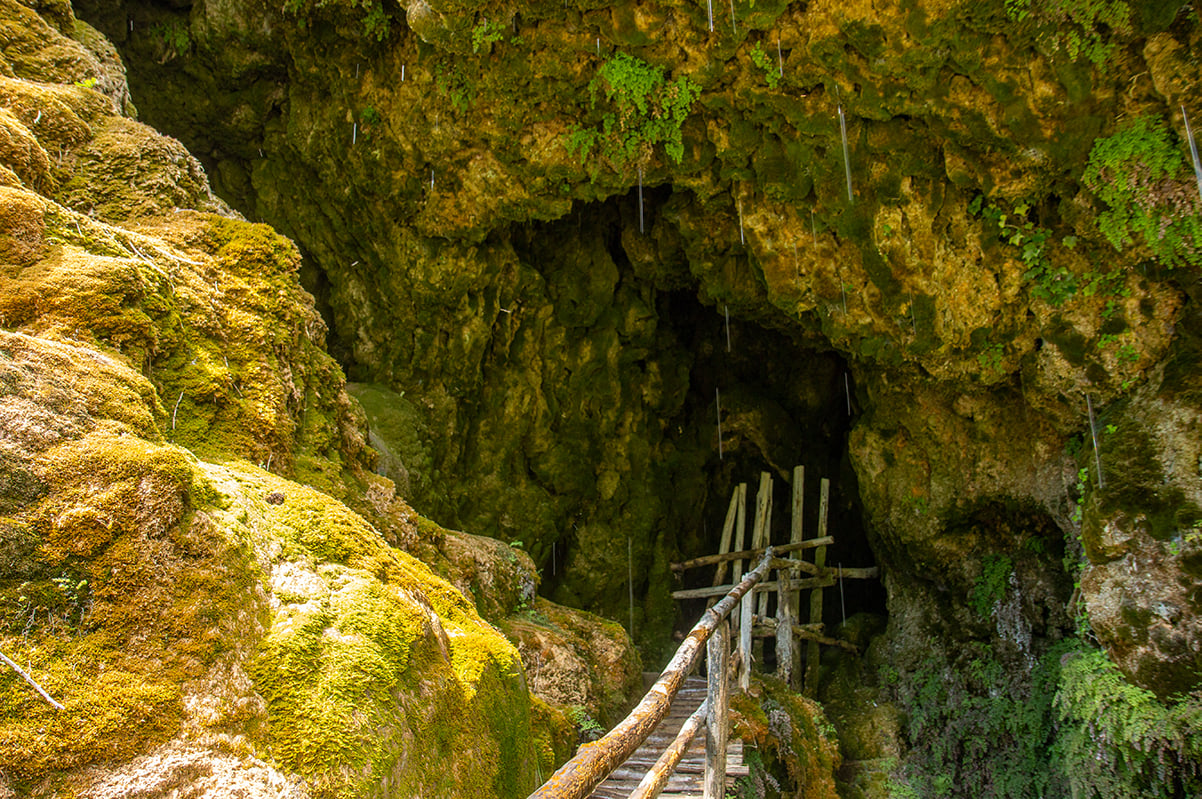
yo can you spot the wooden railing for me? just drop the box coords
[526,548,776,799]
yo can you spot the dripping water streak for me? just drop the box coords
[707,0,713,31]
[844,373,852,415]
[738,197,745,244]
[1087,393,1105,490]
[1183,106,1202,203]
[352,122,357,145]
[838,104,854,203]
[724,305,731,352]
[401,65,405,81]
[430,169,434,190]
[730,0,736,34]
[597,37,600,55]
[716,388,724,459]
[638,167,645,233]
[355,63,359,79]
[777,35,783,77]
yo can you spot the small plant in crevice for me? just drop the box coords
[970,554,1013,618]
[566,705,604,741]
[1005,0,1133,68]
[1083,115,1202,268]
[564,51,700,173]
[470,18,506,54]
[969,195,1076,305]
[432,63,475,115]
[749,42,779,89]
[149,20,192,62]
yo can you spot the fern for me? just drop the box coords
[1056,648,1202,797]
[568,52,700,170]
[1083,115,1202,267]
[1005,0,1132,68]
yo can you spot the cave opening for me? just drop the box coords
[510,186,887,653]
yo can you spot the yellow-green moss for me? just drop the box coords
[731,676,842,799]
[205,462,545,799]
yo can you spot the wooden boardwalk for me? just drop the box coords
[588,676,748,799]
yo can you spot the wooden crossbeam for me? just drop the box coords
[671,538,833,573]
[671,576,836,601]
[753,618,859,654]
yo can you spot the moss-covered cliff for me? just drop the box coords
[0,2,638,795]
[9,0,1202,794]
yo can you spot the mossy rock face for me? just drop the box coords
[89,0,1185,643]
[498,596,641,728]
[731,675,842,799]
[0,7,582,795]
[1079,357,1202,697]
[53,0,1202,785]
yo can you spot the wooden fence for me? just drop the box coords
[670,468,878,696]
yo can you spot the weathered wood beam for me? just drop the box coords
[751,619,859,654]
[671,537,834,573]
[711,486,741,588]
[788,465,804,684]
[805,479,831,699]
[769,559,880,579]
[527,549,774,799]
[703,620,729,799]
[671,576,835,601]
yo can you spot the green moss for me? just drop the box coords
[210,462,544,798]
[1087,413,1202,549]
[731,676,841,799]
[0,428,258,789]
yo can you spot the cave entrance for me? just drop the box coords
[510,185,886,659]
[658,286,886,652]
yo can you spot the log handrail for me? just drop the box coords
[526,548,776,799]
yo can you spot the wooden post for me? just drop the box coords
[704,620,729,799]
[776,565,793,686]
[731,483,747,582]
[753,473,773,619]
[752,474,772,670]
[730,482,748,654]
[804,478,830,699]
[712,486,741,588]
[739,586,753,691]
[789,465,804,685]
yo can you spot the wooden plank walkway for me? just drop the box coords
[588,676,748,799]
